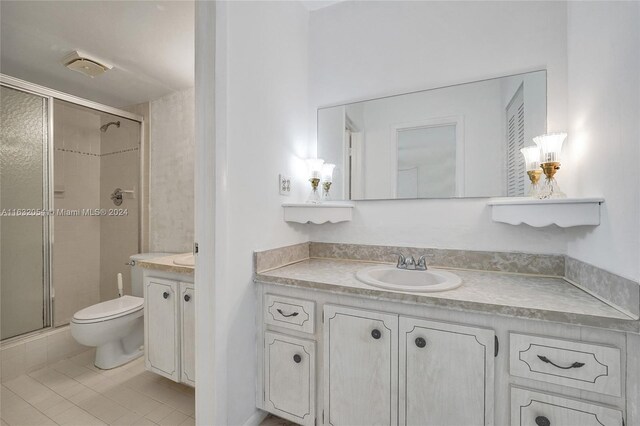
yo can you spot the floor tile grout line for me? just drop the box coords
[8,350,195,424]
[26,361,134,424]
[1,382,63,426]
[64,355,195,417]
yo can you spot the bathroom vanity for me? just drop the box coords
[137,253,195,387]
[254,243,637,426]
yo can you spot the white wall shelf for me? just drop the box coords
[487,197,604,228]
[283,202,354,224]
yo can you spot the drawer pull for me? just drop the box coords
[537,355,585,370]
[276,308,299,318]
[535,416,550,426]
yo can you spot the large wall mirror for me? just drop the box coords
[317,70,547,200]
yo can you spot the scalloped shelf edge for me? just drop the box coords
[283,202,354,224]
[488,197,604,228]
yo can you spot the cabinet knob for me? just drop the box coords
[293,354,302,363]
[535,416,550,426]
[371,329,381,339]
[184,294,191,302]
[415,337,427,348]
[163,291,170,299]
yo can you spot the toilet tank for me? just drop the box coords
[129,253,173,297]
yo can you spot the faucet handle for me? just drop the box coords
[416,255,428,270]
[392,253,406,269]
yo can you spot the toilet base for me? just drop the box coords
[95,343,143,370]
[93,317,144,370]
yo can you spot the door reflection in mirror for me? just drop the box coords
[317,70,547,200]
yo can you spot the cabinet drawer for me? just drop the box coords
[511,387,623,426]
[264,332,316,426]
[510,333,621,397]
[265,294,315,334]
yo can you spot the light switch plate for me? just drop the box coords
[279,174,291,195]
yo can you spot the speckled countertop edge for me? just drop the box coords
[255,258,639,334]
[137,253,195,275]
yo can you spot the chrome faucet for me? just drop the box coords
[416,255,428,270]
[393,253,428,270]
[404,256,416,270]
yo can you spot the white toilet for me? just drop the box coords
[70,253,171,369]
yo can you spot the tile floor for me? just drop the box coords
[1,350,194,426]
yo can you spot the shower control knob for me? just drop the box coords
[184,294,191,302]
[163,292,170,299]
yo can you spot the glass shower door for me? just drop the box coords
[0,85,50,340]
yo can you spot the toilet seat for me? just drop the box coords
[72,295,143,324]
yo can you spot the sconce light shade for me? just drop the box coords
[534,132,567,163]
[306,158,325,179]
[520,146,541,171]
[322,163,336,182]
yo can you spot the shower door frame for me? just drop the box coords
[0,74,145,342]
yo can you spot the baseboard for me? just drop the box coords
[243,409,268,426]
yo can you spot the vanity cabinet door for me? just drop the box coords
[264,332,316,426]
[324,305,398,426]
[399,316,495,426]
[180,284,195,386]
[144,277,180,381]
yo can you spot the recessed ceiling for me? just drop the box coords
[0,1,194,108]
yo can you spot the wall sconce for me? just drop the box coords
[306,158,324,203]
[534,132,567,199]
[321,163,336,201]
[520,146,542,197]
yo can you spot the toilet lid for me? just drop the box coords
[73,295,143,322]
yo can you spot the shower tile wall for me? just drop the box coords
[52,102,101,326]
[99,118,140,301]
[53,101,140,325]
[121,102,150,253]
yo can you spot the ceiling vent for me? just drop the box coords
[62,51,112,78]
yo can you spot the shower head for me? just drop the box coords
[100,121,120,133]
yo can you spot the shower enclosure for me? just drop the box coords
[0,75,143,341]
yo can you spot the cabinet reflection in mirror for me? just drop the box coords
[317,70,547,200]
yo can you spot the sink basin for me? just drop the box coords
[356,265,461,292]
[173,254,195,267]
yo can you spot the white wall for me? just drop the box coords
[213,2,310,424]
[564,1,640,282]
[317,106,346,199]
[308,0,568,254]
[149,88,195,253]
